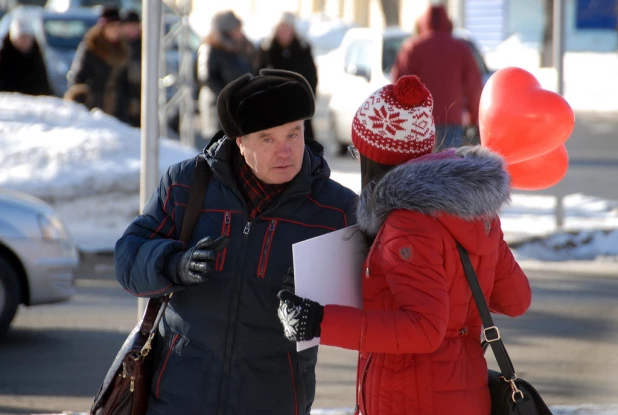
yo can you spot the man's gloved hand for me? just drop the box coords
[281,267,295,294]
[167,236,230,285]
[277,290,323,342]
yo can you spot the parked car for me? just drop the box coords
[0,188,79,336]
[0,6,99,97]
[327,27,493,153]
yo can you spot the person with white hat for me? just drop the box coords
[254,12,319,143]
[0,18,52,96]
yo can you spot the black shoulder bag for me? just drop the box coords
[455,243,553,415]
[90,156,211,415]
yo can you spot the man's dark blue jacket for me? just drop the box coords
[115,136,358,415]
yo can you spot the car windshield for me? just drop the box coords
[382,35,407,75]
[43,16,97,49]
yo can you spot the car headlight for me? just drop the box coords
[38,214,69,241]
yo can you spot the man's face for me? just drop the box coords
[237,120,305,185]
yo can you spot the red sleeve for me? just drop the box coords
[320,221,449,354]
[461,43,483,126]
[391,40,416,82]
[489,225,532,317]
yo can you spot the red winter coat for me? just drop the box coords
[320,147,532,415]
[391,5,483,126]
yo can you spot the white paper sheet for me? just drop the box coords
[292,225,365,351]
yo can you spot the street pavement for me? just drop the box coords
[1,255,618,414]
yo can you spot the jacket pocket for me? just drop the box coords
[257,219,278,279]
[150,334,209,411]
[216,211,232,271]
[155,333,180,398]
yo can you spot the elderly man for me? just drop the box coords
[115,69,358,415]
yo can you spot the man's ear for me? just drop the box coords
[236,137,244,156]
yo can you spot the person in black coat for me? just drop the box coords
[0,18,52,96]
[197,10,255,138]
[122,9,142,128]
[115,69,358,415]
[254,12,319,143]
[64,7,130,123]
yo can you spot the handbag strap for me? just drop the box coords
[455,242,518,380]
[140,155,212,334]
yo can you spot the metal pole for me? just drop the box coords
[552,0,565,230]
[552,0,565,96]
[178,5,195,148]
[138,0,162,319]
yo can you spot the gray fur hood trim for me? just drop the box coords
[357,146,511,237]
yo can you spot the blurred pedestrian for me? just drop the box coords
[122,9,142,128]
[392,5,483,150]
[115,69,358,415]
[277,76,532,415]
[65,6,130,123]
[0,18,52,96]
[254,12,319,143]
[196,10,255,139]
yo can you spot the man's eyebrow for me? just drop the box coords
[290,125,302,132]
[257,131,271,139]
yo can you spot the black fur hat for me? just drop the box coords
[216,69,315,139]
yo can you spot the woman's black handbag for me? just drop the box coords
[456,243,553,415]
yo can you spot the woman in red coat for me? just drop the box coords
[277,76,532,415]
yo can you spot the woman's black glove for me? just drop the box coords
[277,290,323,342]
[281,267,295,294]
[166,236,230,285]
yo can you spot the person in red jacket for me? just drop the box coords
[277,75,532,415]
[392,5,483,151]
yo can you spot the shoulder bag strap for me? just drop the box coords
[140,155,212,332]
[455,242,518,380]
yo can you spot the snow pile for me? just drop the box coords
[513,229,618,262]
[0,93,196,203]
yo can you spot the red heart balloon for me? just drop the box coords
[480,67,574,163]
[507,145,569,190]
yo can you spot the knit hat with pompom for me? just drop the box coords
[351,75,435,165]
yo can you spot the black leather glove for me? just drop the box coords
[277,290,324,342]
[166,236,230,285]
[281,267,295,294]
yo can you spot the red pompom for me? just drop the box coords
[392,75,430,107]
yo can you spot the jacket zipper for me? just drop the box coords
[216,212,232,271]
[287,353,299,415]
[257,219,277,278]
[357,352,374,415]
[217,191,306,414]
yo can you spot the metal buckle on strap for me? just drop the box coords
[483,326,501,343]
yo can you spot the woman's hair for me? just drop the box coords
[359,154,395,246]
[360,154,394,190]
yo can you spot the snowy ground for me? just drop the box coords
[1,94,617,262]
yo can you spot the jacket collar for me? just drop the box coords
[357,146,511,238]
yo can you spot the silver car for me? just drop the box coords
[0,188,79,336]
